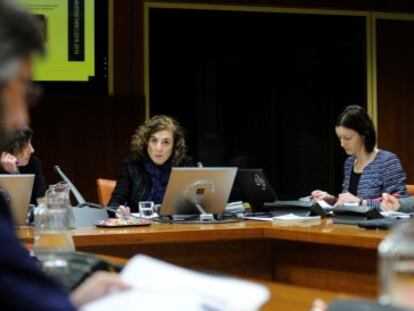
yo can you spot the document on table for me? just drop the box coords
[81,255,269,311]
[380,210,410,219]
[244,213,321,222]
[316,200,359,209]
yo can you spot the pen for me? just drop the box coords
[105,206,141,219]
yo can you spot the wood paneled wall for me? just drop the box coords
[30,0,414,202]
[376,19,414,183]
[30,0,145,202]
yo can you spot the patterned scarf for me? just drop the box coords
[144,159,172,204]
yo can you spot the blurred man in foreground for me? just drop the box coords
[0,2,129,310]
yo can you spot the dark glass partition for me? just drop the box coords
[149,8,366,199]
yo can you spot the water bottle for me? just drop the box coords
[378,220,414,309]
[32,183,75,290]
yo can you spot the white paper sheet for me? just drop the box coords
[244,214,321,222]
[380,210,410,218]
[81,255,269,311]
[316,200,332,209]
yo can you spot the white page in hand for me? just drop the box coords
[316,200,333,209]
[81,255,269,311]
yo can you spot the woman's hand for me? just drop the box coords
[311,190,335,204]
[311,299,328,311]
[334,192,360,207]
[70,271,131,307]
[0,152,18,173]
[116,205,130,219]
[381,193,401,212]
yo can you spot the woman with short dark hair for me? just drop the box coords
[311,105,407,209]
[0,126,46,204]
[109,115,194,214]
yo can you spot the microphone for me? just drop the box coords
[53,165,86,206]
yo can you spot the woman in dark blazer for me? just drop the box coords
[109,115,193,214]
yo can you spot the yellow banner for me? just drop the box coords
[16,0,95,81]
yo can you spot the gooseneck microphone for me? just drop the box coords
[53,165,86,206]
[53,165,111,210]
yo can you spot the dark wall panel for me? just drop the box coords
[29,1,146,202]
[30,95,144,202]
[146,0,414,12]
[28,0,414,202]
[377,20,414,184]
[149,8,367,198]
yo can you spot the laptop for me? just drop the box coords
[233,169,314,216]
[232,169,277,212]
[160,167,237,218]
[0,174,34,226]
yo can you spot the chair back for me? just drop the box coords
[97,179,116,206]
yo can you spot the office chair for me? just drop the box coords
[407,184,414,196]
[96,178,116,206]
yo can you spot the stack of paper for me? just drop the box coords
[316,200,360,209]
[380,210,410,219]
[81,255,269,311]
[244,213,321,222]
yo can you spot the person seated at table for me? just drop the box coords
[109,115,194,215]
[311,105,407,210]
[0,2,130,309]
[0,126,46,204]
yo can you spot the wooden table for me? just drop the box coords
[18,219,387,297]
[261,281,349,311]
[95,255,349,311]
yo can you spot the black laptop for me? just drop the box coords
[232,169,314,216]
[231,169,277,212]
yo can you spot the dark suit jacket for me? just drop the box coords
[0,190,76,311]
[108,156,194,212]
[19,155,47,205]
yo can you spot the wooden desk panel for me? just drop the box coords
[260,220,383,297]
[18,221,265,246]
[262,282,348,311]
[17,219,387,297]
[18,220,385,248]
[262,219,385,249]
[84,239,274,280]
[97,255,347,311]
[271,240,378,297]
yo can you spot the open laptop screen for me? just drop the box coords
[231,169,277,212]
[160,167,237,216]
[0,174,34,226]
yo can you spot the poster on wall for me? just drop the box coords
[16,0,95,81]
